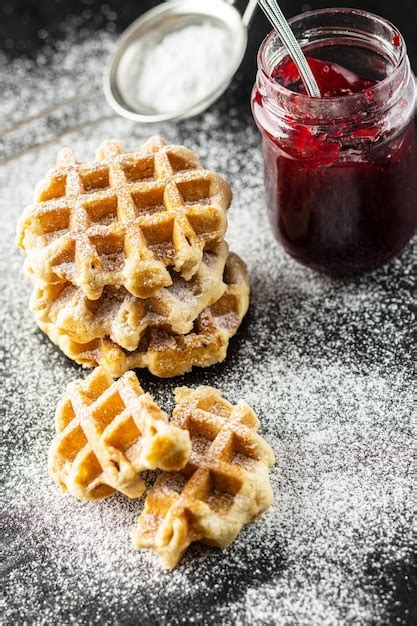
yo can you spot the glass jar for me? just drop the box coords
[251,8,417,274]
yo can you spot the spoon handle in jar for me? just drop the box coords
[258,0,321,97]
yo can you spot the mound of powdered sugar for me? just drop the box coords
[134,23,233,114]
[1,23,416,626]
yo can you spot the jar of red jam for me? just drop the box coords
[251,8,417,274]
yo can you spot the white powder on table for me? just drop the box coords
[136,23,232,114]
[1,24,416,625]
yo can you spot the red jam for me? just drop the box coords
[272,57,377,97]
[252,14,417,274]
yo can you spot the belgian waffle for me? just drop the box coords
[31,242,228,351]
[49,367,191,501]
[17,137,231,300]
[132,385,275,568]
[34,252,249,377]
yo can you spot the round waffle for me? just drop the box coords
[17,137,232,300]
[49,367,191,501]
[133,385,275,568]
[30,242,228,351]
[34,252,249,378]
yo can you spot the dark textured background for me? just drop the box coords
[1,2,416,625]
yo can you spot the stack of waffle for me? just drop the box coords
[16,137,249,377]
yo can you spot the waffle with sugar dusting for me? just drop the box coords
[31,242,228,352]
[132,385,275,568]
[34,252,249,377]
[49,367,191,501]
[17,136,231,300]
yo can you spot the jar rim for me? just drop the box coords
[257,7,407,108]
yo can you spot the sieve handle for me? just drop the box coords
[242,0,258,28]
[225,0,258,29]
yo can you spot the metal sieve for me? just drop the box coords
[103,0,258,123]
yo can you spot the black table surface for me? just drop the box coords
[1,1,416,625]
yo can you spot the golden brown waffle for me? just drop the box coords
[17,137,231,300]
[132,386,275,568]
[34,253,249,377]
[49,367,191,501]
[31,242,228,351]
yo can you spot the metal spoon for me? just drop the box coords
[104,0,259,123]
[258,0,321,97]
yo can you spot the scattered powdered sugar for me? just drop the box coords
[1,25,416,625]
[133,23,232,114]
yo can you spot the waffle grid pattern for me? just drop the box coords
[31,242,229,352]
[35,252,249,377]
[17,137,231,299]
[48,368,191,501]
[133,386,275,568]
